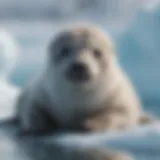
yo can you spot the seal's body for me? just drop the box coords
[17,24,142,134]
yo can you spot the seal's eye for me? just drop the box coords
[93,48,102,58]
[60,46,72,58]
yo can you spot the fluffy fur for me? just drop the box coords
[16,24,144,134]
[14,23,157,160]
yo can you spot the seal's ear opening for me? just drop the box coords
[47,31,63,57]
[47,36,55,56]
[47,35,58,64]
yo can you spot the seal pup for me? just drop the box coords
[16,24,142,134]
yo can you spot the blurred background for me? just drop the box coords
[0,0,160,115]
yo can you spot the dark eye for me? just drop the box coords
[60,46,72,58]
[93,48,102,58]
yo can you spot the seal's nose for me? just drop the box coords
[66,62,90,82]
[71,63,87,74]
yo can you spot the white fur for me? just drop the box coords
[42,59,134,125]
[19,26,141,130]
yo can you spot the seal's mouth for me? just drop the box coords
[66,63,91,83]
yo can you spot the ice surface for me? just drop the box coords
[0,1,160,159]
[0,30,21,120]
[53,123,160,150]
[0,29,20,81]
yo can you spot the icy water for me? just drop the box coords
[0,7,160,160]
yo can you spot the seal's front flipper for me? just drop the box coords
[139,112,159,125]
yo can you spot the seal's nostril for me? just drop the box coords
[72,63,86,73]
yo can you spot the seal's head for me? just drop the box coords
[48,24,116,87]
